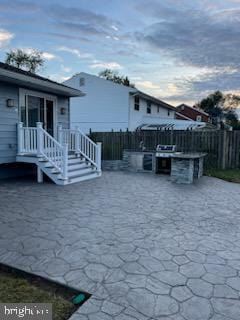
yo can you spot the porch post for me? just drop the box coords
[62,143,68,180]
[58,124,63,145]
[37,167,43,183]
[17,122,24,154]
[37,122,43,157]
[96,142,102,173]
[75,126,80,153]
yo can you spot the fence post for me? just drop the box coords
[97,142,102,173]
[17,122,24,154]
[63,143,68,180]
[222,130,227,169]
[37,122,43,157]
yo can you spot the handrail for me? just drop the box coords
[58,126,101,171]
[18,122,68,180]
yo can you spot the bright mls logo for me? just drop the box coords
[0,303,52,320]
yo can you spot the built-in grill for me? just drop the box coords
[155,145,179,174]
[123,146,206,183]
[156,145,177,158]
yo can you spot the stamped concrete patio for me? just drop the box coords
[0,172,240,320]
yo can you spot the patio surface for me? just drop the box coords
[0,172,240,320]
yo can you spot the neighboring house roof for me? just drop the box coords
[175,112,193,121]
[177,103,209,116]
[131,91,176,111]
[0,62,84,97]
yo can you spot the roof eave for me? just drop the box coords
[0,68,84,97]
[130,91,176,111]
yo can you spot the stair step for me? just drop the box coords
[68,162,90,170]
[66,171,101,184]
[68,157,84,164]
[68,167,94,178]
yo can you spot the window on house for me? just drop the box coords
[79,77,85,86]
[181,105,185,111]
[168,110,170,116]
[196,115,202,122]
[134,95,140,111]
[157,105,160,113]
[147,102,151,114]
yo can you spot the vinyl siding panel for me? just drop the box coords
[128,96,175,130]
[64,73,131,133]
[57,96,69,129]
[0,82,19,164]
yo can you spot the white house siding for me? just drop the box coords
[64,73,132,133]
[128,96,175,131]
[0,82,19,164]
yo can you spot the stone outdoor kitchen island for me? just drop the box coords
[170,153,206,184]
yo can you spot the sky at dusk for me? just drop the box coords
[0,0,240,106]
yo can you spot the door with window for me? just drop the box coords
[20,90,56,137]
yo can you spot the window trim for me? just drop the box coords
[134,95,140,111]
[147,101,151,114]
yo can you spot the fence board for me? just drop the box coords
[90,130,240,170]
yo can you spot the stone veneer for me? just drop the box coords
[102,150,155,172]
[171,157,204,184]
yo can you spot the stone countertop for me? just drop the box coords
[172,152,207,159]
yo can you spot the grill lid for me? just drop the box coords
[156,145,176,152]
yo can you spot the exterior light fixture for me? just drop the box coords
[6,99,15,107]
[60,107,66,115]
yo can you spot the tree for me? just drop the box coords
[5,49,44,73]
[99,69,135,87]
[197,91,240,129]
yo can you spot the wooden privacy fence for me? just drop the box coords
[90,130,240,169]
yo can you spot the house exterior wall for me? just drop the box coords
[0,82,19,164]
[65,73,131,133]
[0,81,70,165]
[65,73,176,133]
[57,96,70,129]
[128,96,175,131]
[176,105,210,122]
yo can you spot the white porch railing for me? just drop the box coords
[18,122,68,179]
[17,122,102,179]
[58,125,101,172]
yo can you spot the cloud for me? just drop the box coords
[43,32,90,43]
[136,1,240,70]
[56,22,108,37]
[159,67,240,104]
[90,61,122,70]
[0,29,14,47]
[49,74,71,82]
[0,0,39,12]
[49,4,120,38]
[182,68,240,96]
[61,65,71,73]
[42,52,57,61]
[111,25,119,31]
[57,47,92,59]
[135,80,160,90]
